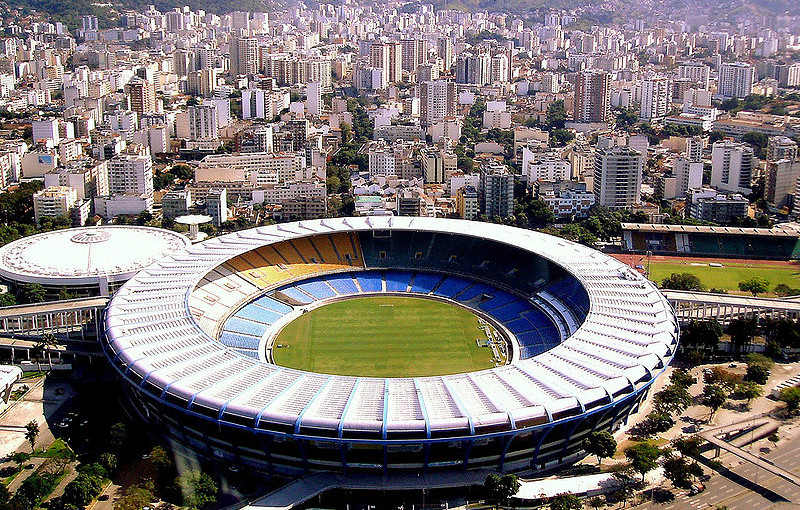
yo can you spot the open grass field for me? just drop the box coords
[611,254,800,295]
[272,295,495,377]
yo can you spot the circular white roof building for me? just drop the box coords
[0,226,190,296]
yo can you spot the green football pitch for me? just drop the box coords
[271,295,497,377]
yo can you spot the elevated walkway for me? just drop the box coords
[663,290,800,323]
[698,417,800,492]
[0,297,108,339]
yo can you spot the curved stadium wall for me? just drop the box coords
[103,217,678,476]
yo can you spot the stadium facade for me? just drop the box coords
[103,217,678,476]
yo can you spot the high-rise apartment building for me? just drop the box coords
[419,80,456,127]
[437,38,453,72]
[456,53,490,85]
[125,77,157,116]
[574,69,611,123]
[369,42,402,84]
[479,162,514,218]
[717,62,755,99]
[710,140,754,193]
[230,36,260,76]
[639,76,670,121]
[401,39,427,73]
[108,155,154,197]
[592,146,643,209]
[187,104,219,141]
[767,136,798,162]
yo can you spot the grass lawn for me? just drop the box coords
[647,260,800,294]
[34,438,72,458]
[272,296,495,377]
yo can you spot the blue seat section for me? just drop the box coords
[456,282,494,302]
[355,272,383,292]
[277,286,313,304]
[219,331,262,350]
[253,296,293,314]
[385,271,413,292]
[477,291,516,312]
[233,305,282,325]
[410,273,444,294]
[222,317,269,337]
[545,277,590,320]
[297,279,337,300]
[432,276,473,298]
[490,300,531,321]
[323,274,359,295]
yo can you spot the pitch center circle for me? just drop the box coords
[269,294,510,378]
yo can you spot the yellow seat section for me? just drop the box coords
[225,234,364,290]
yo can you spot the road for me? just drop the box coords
[631,431,800,509]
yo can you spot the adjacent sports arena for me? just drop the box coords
[103,217,678,477]
[0,226,190,296]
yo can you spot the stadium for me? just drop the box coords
[103,217,678,477]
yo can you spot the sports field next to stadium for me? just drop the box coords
[272,295,499,377]
[612,254,800,294]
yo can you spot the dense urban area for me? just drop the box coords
[0,0,796,509]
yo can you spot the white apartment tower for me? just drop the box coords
[108,155,154,197]
[592,146,643,210]
[710,140,754,193]
[717,62,755,99]
[639,76,670,121]
[187,104,219,141]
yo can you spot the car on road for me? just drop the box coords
[690,482,706,495]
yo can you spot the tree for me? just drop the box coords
[10,452,29,471]
[680,320,723,351]
[744,352,773,384]
[587,496,605,510]
[703,366,741,390]
[727,318,758,352]
[176,471,218,510]
[662,454,704,489]
[702,384,728,421]
[779,387,800,414]
[653,384,692,415]
[582,430,617,466]
[661,273,703,291]
[548,492,581,510]
[637,410,675,436]
[672,436,704,458]
[768,432,779,447]
[744,365,770,385]
[99,452,117,474]
[739,277,769,296]
[669,368,697,389]
[17,283,46,304]
[0,292,16,307]
[25,420,38,452]
[35,333,58,368]
[545,100,567,129]
[624,443,662,482]
[484,473,520,503]
[107,422,128,452]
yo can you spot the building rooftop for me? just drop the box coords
[0,226,189,283]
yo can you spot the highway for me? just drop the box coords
[630,431,800,509]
